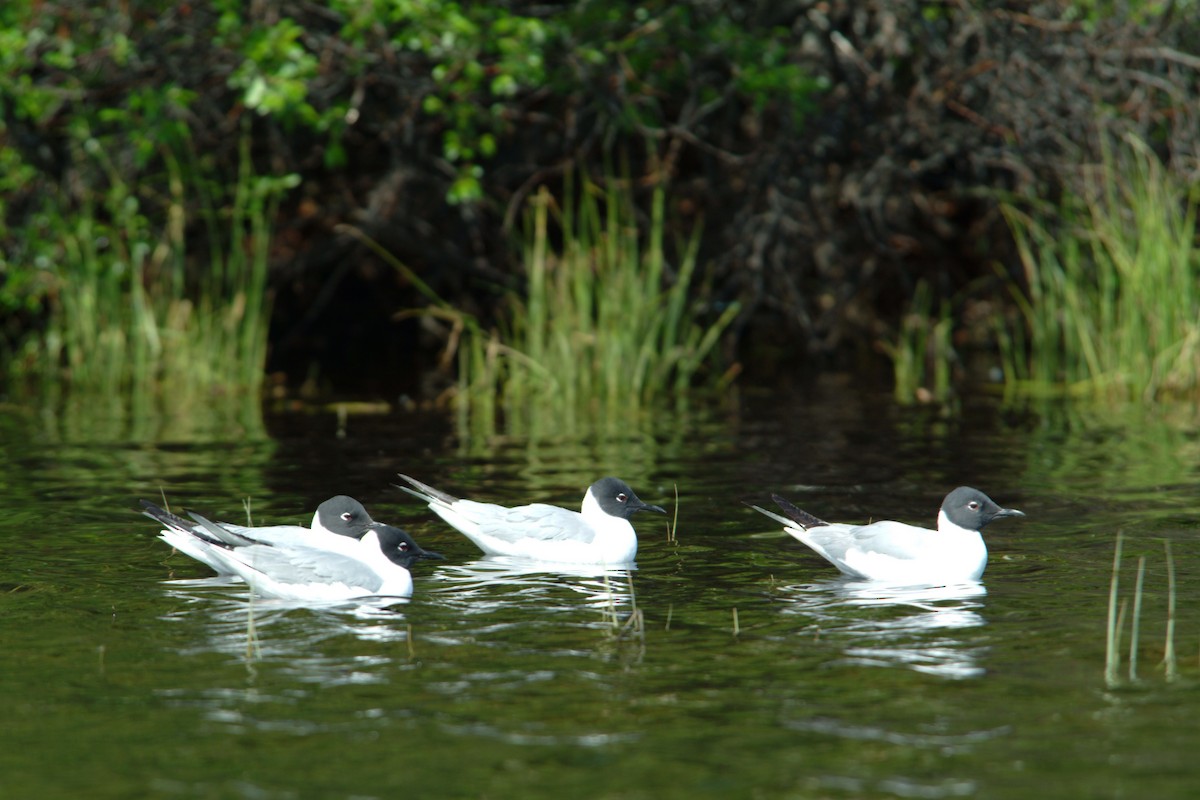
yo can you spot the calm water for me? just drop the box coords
[2,385,1198,799]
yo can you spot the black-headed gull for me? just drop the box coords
[142,499,443,601]
[749,486,1024,584]
[396,475,665,564]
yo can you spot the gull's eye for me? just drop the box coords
[398,542,409,551]
[967,501,981,511]
[341,512,353,521]
[616,492,628,503]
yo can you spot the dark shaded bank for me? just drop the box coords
[2,2,1197,396]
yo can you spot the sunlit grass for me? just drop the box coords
[385,174,740,439]
[1000,135,1200,401]
[887,137,1198,406]
[8,127,293,406]
[480,178,739,431]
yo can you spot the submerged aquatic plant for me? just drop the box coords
[1000,135,1200,401]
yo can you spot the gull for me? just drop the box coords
[143,495,401,576]
[749,487,1024,584]
[396,474,665,564]
[141,499,443,601]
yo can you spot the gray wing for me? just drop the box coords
[185,511,311,548]
[477,503,598,544]
[227,543,385,592]
[801,521,932,563]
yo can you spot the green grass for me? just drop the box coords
[393,174,740,438]
[1105,534,1181,688]
[879,280,955,405]
[8,127,293,405]
[999,135,1200,400]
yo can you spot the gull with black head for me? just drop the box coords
[141,499,443,601]
[396,474,665,564]
[748,486,1024,584]
[142,495,410,577]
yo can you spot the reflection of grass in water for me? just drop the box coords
[601,572,645,665]
[30,384,268,444]
[604,572,644,638]
[1016,402,1200,498]
[1106,534,1179,687]
[0,399,276,562]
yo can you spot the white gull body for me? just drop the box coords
[142,500,441,601]
[397,475,665,564]
[142,495,398,577]
[750,486,1024,585]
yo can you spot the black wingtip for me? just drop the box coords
[184,509,257,547]
[771,494,829,529]
[139,499,194,531]
[394,473,461,505]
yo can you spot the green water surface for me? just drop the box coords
[1,389,1197,799]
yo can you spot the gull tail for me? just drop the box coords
[771,494,829,530]
[140,500,233,548]
[185,510,258,548]
[746,502,794,529]
[140,499,195,533]
[395,473,461,506]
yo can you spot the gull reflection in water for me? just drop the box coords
[776,578,988,679]
[427,556,637,616]
[159,576,411,670]
[422,558,647,668]
[156,578,412,731]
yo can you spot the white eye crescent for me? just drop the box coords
[967,501,981,511]
[616,493,628,503]
[341,512,353,521]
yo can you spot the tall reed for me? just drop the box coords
[456,176,739,435]
[1000,135,1200,400]
[1105,534,1181,688]
[879,280,955,404]
[10,126,293,403]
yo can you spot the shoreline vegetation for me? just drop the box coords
[998,136,1200,404]
[1,3,1198,423]
[6,129,292,402]
[451,177,740,435]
